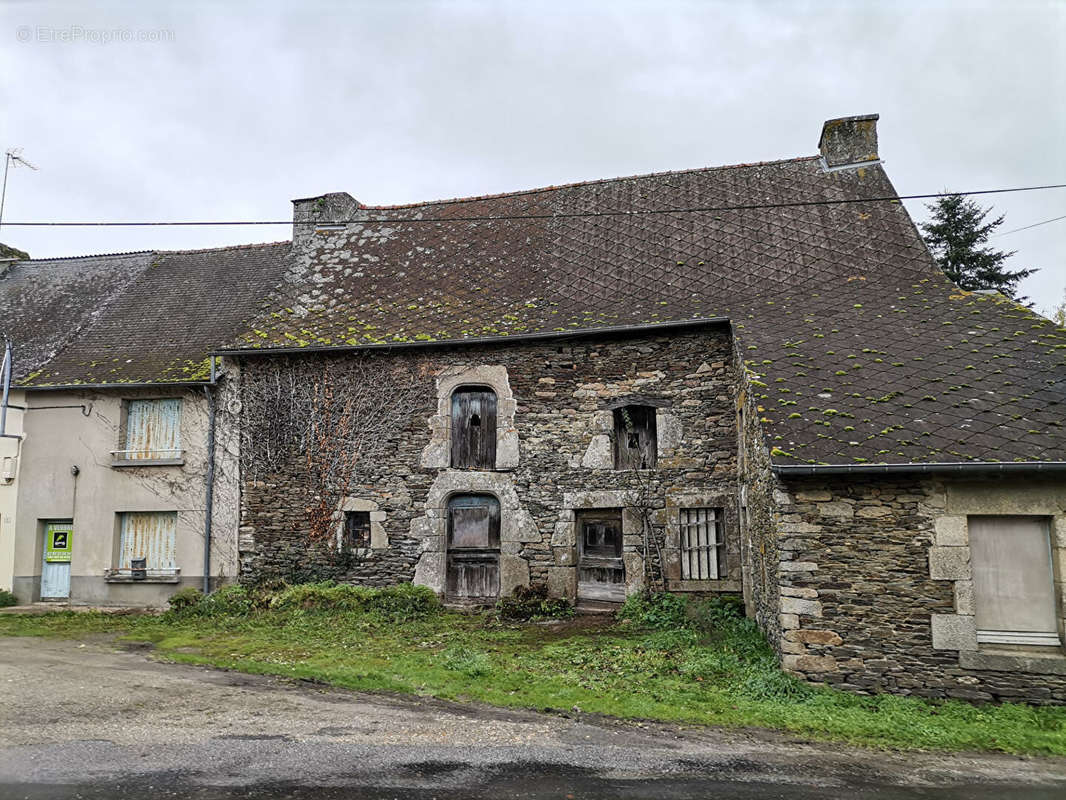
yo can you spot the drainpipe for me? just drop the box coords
[202,374,217,595]
[1,339,11,436]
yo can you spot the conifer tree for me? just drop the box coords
[921,194,1036,301]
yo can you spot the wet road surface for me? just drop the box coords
[1,636,1064,799]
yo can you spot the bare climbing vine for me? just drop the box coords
[612,408,667,592]
[238,354,429,542]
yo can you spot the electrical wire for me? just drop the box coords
[2,184,1065,227]
[995,213,1066,237]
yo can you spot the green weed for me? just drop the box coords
[1,587,1064,756]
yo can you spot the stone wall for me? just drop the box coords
[736,343,783,643]
[236,328,740,600]
[769,475,1066,705]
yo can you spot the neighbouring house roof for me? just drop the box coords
[4,242,290,386]
[226,154,1066,467]
[0,251,156,383]
[0,242,30,260]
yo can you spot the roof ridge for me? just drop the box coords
[24,250,154,263]
[361,154,821,211]
[23,240,292,264]
[156,240,291,256]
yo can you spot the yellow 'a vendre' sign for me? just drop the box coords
[45,525,72,563]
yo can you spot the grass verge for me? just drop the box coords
[1,584,1064,756]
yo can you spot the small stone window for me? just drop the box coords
[612,405,656,470]
[342,511,371,550]
[969,515,1060,647]
[451,387,497,469]
[679,507,724,580]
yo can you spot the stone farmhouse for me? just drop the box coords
[3,115,1065,704]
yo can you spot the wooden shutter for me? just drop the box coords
[118,511,177,572]
[450,388,497,469]
[680,508,722,580]
[125,399,182,460]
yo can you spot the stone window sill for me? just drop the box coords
[111,458,185,468]
[959,650,1066,676]
[105,569,181,584]
[668,579,742,593]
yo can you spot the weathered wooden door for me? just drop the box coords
[576,510,625,605]
[41,521,73,600]
[446,494,500,604]
[451,388,497,469]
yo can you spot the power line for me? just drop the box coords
[2,183,1065,227]
[995,213,1066,237]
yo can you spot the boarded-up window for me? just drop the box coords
[117,511,177,572]
[123,399,182,460]
[446,495,500,602]
[342,511,371,549]
[680,508,725,580]
[969,515,1060,647]
[451,387,497,469]
[613,406,657,470]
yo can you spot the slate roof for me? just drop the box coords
[5,145,1063,466]
[0,251,156,383]
[5,242,290,386]
[229,156,1066,466]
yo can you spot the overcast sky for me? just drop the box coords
[1,0,1063,312]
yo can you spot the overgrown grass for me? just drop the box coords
[2,584,1064,756]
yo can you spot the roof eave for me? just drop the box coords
[20,380,213,392]
[212,317,733,357]
[773,461,1066,477]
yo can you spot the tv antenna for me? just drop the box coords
[0,148,40,235]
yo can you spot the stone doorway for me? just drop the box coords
[445,494,501,605]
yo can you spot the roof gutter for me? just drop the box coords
[21,380,212,392]
[773,461,1066,477]
[211,317,732,358]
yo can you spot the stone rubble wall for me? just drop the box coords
[237,329,740,598]
[736,342,783,645]
[768,476,1066,705]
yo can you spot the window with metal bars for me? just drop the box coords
[679,507,724,580]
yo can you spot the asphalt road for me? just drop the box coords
[1,636,1064,799]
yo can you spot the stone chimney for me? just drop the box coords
[818,114,879,169]
[291,191,365,250]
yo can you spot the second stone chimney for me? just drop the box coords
[291,191,365,250]
[818,114,879,169]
